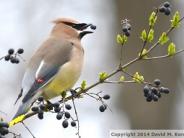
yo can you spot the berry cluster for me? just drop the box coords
[4,48,24,64]
[31,96,77,129]
[143,79,170,102]
[55,103,76,129]
[159,1,171,16]
[0,121,9,137]
[121,19,131,37]
[98,94,110,112]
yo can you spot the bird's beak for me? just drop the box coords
[79,31,93,39]
[72,23,96,39]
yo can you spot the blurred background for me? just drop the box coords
[0,0,184,137]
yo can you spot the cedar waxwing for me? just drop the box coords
[13,18,95,120]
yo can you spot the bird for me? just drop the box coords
[13,18,95,120]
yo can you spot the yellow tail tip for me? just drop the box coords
[9,115,25,127]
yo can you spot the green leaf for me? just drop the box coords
[81,80,87,90]
[119,76,125,82]
[61,91,66,98]
[149,11,157,27]
[147,29,154,43]
[99,72,108,81]
[158,32,169,45]
[116,34,123,44]
[139,48,148,59]
[123,35,128,43]
[116,34,127,45]
[133,72,144,83]
[171,11,181,28]
[140,29,147,41]
[167,42,176,56]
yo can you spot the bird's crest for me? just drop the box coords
[52,18,79,24]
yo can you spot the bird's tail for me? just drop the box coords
[12,99,32,120]
[9,101,31,127]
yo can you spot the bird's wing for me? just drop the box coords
[18,38,73,103]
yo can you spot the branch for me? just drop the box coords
[8,10,184,133]
[143,49,184,60]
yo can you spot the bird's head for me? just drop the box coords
[52,18,96,39]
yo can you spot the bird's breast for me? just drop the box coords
[43,47,84,99]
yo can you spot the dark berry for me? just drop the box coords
[159,87,164,93]
[122,27,128,33]
[99,105,107,112]
[164,1,170,8]
[153,95,159,102]
[8,49,14,55]
[31,106,39,112]
[123,23,131,31]
[160,87,170,94]
[146,96,152,102]
[144,92,148,97]
[147,91,152,97]
[159,6,166,13]
[125,31,130,37]
[165,7,171,16]
[17,48,24,54]
[14,58,20,64]
[65,104,72,110]
[38,111,44,119]
[4,55,10,61]
[53,102,60,108]
[39,104,45,110]
[151,87,158,95]
[90,25,96,30]
[103,94,110,100]
[56,113,63,120]
[71,121,76,127]
[0,122,9,128]
[62,120,69,128]
[127,24,131,30]
[154,79,161,86]
[65,112,71,119]
[163,88,170,94]
[0,127,9,135]
[54,107,61,113]
[156,92,162,98]
[143,85,150,95]
[10,57,16,64]
[38,96,44,102]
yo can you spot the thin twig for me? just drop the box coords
[17,54,26,62]
[119,45,123,67]
[0,56,5,61]
[71,97,81,138]
[104,80,136,84]
[143,49,184,60]
[84,93,99,101]
[22,122,36,138]
[9,131,21,138]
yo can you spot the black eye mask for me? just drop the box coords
[63,22,96,31]
[72,23,89,30]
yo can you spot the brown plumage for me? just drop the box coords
[13,18,93,119]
